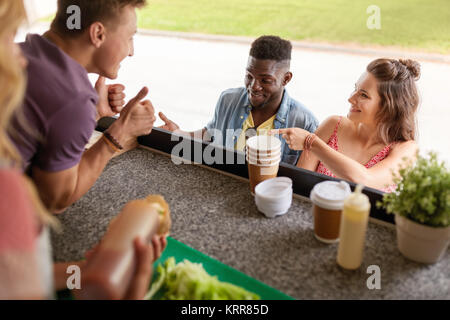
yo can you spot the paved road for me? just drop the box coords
[17,23,450,165]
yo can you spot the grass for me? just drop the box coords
[137,0,450,54]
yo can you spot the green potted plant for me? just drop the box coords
[378,151,450,264]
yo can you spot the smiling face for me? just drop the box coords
[92,5,137,79]
[244,57,292,109]
[347,71,382,125]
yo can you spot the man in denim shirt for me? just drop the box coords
[159,36,318,165]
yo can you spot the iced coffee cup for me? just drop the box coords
[246,135,282,193]
[309,181,351,244]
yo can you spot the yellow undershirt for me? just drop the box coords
[235,112,277,151]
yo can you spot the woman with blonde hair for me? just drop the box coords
[272,58,420,192]
[0,0,51,299]
[0,0,165,299]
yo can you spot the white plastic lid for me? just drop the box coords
[255,177,293,199]
[246,135,281,152]
[310,181,351,210]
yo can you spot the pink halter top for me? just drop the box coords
[315,117,397,193]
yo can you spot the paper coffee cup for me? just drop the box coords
[247,153,281,165]
[310,181,351,244]
[247,148,281,160]
[248,162,280,194]
[246,135,282,193]
[246,135,281,154]
[246,146,281,157]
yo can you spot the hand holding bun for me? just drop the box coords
[77,195,171,300]
[113,194,171,236]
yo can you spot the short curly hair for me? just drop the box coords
[249,35,292,61]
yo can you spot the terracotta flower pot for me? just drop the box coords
[395,214,450,264]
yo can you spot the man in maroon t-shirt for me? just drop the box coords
[11,0,156,213]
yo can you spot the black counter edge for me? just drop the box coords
[97,117,394,224]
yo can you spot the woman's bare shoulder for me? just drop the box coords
[390,140,419,157]
[315,115,343,140]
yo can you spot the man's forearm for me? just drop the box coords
[65,137,115,208]
[32,137,115,214]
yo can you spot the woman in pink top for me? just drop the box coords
[272,58,420,192]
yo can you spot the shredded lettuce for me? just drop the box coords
[145,257,260,300]
[148,203,165,216]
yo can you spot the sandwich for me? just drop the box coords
[145,195,171,236]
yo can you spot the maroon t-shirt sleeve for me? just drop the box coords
[36,95,97,172]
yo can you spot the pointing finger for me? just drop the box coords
[158,112,171,124]
[269,129,280,135]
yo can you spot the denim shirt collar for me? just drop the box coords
[237,89,291,157]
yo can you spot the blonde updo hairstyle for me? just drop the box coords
[366,58,420,145]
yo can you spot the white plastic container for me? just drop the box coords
[255,177,293,218]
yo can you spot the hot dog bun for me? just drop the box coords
[145,195,171,236]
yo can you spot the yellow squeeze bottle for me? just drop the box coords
[337,184,371,270]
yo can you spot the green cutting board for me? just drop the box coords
[57,237,293,300]
[151,237,293,300]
